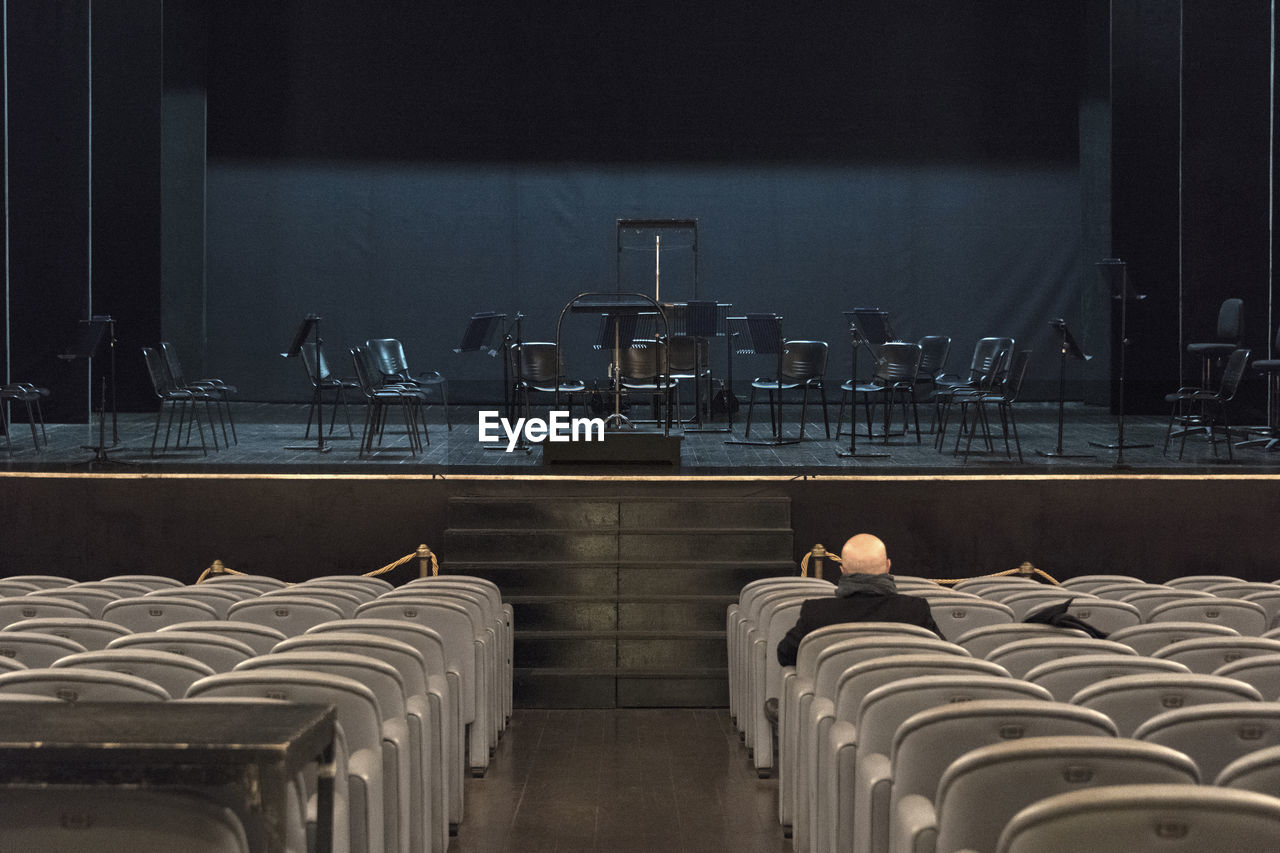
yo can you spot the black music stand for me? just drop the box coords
[1037,318,1095,459]
[594,310,644,429]
[726,313,801,446]
[60,316,124,465]
[1089,259,1151,466]
[850,308,896,355]
[670,299,728,432]
[282,314,332,453]
[453,310,507,412]
[836,311,890,458]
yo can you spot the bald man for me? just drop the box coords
[775,534,943,666]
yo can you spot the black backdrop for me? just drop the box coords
[201,1,1095,402]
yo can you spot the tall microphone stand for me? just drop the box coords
[836,318,888,458]
[1089,258,1151,467]
[1036,318,1094,459]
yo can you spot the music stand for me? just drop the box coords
[1036,318,1095,459]
[836,311,889,458]
[850,308,896,355]
[668,300,728,432]
[1089,259,1152,466]
[453,310,507,413]
[726,313,801,446]
[60,316,123,465]
[282,314,332,453]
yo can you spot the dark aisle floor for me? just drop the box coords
[453,709,788,853]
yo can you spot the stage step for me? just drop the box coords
[443,494,794,708]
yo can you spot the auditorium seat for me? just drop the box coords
[1108,621,1241,655]
[842,678,1055,853]
[997,589,1088,619]
[103,574,187,591]
[2,617,130,650]
[905,736,1198,853]
[307,574,396,594]
[1214,654,1280,700]
[0,656,26,673]
[315,618,465,829]
[79,579,154,596]
[161,620,287,655]
[0,596,92,625]
[1071,672,1263,736]
[1058,574,1146,592]
[793,636,967,853]
[1202,581,1278,596]
[357,596,489,775]
[1216,742,1280,790]
[949,576,1041,596]
[779,622,941,830]
[1060,598,1142,633]
[108,630,256,672]
[0,631,86,667]
[0,667,171,701]
[101,595,221,631]
[1134,701,1280,781]
[1023,654,1190,702]
[237,651,414,853]
[1150,636,1280,674]
[748,595,805,773]
[277,631,450,853]
[1166,574,1249,590]
[1085,581,1153,600]
[954,623,1089,658]
[0,787,251,853]
[1118,587,1215,620]
[994,784,1280,853]
[261,585,364,618]
[298,579,380,603]
[228,596,347,636]
[0,580,39,596]
[886,714,1123,853]
[202,573,288,591]
[1241,590,1280,632]
[188,668,387,853]
[27,586,119,617]
[926,598,1014,638]
[984,637,1137,679]
[150,585,244,617]
[52,648,216,698]
[0,575,73,589]
[817,658,1013,853]
[1148,598,1269,636]
[194,582,266,599]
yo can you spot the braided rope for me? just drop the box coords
[196,543,440,584]
[799,549,1059,586]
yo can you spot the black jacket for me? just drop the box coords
[775,591,945,666]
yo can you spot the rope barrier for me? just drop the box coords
[195,543,440,584]
[801,546,1060,586]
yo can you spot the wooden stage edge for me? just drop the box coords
[3,471,1278,585]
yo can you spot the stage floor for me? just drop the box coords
[2,401,1277,476]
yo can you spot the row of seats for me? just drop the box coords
[0,571,513,853]
[729,575,1280,853]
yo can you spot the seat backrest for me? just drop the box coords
[1216,297,1245,340]
[856,676,1052,760]
[202,573,288,591]
[1088,581,1157,599]
[956,622,1090,658]
[0,575,74,589]
[513,342,566,385]
[101,596,221,631]
[0,787,251,853]
[1071,672,1263,736]
[1166,574,1248,590]
[998,349,1033,401]
[149,586,243,618]
[228,596,347,636]
[1151,636,1280,673]
[160,621,288,655]
[1216,742,1280,789]
[994,784,1280,853]
[52,649,215,698]
[261,586,363,618]
[1241,590,1280,631]
[350,344,385,395]
[869,341,921,385]
[1108,621,1241,655]
[1118,588,1215,619]
[276,632,428,697]
[832,654,1010,722]
[356,598,477,721]
[1062,598,1142,633]
[1024,654,1190,702]
[365,337,412,380]
[300,340,336,384]
[0,580,40,597]
[108,630,257,672]
[1148,598,1269,635]
[810,636,968,702]
[986,637,1137,679]
[929,598,1014,638]
[762,600,802,699]
[889,701,1121,817]
[1218,348,1252,398]
[1059,574,1146,592]
[236,650,407,720]
[0,631,87,667]
[949,577,1040,596]
[314,618,449,684]
[141,346,176,396]
[933,736,1199,853]
[1134,701,1280,781]
[779,340,828,382]
[998,589,1084,620]
[916,335,950,378]
[308,574,396,594]
[794,622,943,678]
[297,580,379,603]
[0,596,93,625]
[27,587,118,618]
[0,667,171,701]
[666,335,709,374]
[2,617,131,651]
[1213,653,1280,700]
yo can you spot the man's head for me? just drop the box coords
[840,534,891,576]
